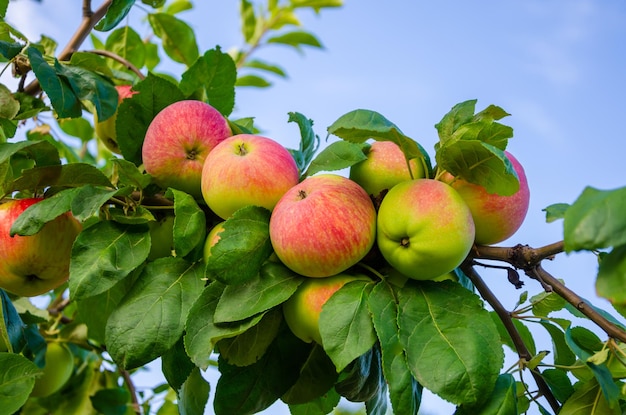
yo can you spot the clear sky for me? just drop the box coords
[4,1,626,414]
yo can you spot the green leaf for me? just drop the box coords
[0,84,19,120]
[179,46,237,116]
[69,221,150,300]
[214,262,302,323]
[435,100,479,145]
[163,0,193,15]
[69,51,115,79]
[563,186,626,252]
[1,289,26,354]
[455,373,518,415]
[69,185,118,221]
[116,73,185,165]
[243,59,287,77]
[398,281,504,406]
[287,111,320,175]
[104,25,146,72]
[217,307,282,367]
[319,280,376,372]
[531,290,567,317]
[106,257,205,369]
[148,13,199,66]
[10,188,78,236]
[0,40,23,60]
[0,353,41,413]
[541,368,574,404]
[304,140,368,177]
[12,93,47,120]
[291,0,343,10]
[597,245,626,307]
[236,74,272,87]
[110,158,152,190]
[167,188,206,258]
[543,203,569,223]
[205,206,273,285]
[538,320,576,367]
[368,282,421,415]
[184,281,265,370]
[267,30,323,51]
[0,140,60,168]
[12,162,114,193]
[95,0,136,31]
[90,388,131,415]
[162,336,195,391]
[335,346,384,403]
[58,117,95,142]
[178,367,211,415]
[565,326,604,361]
[281,343,338,404]
[490,312,536,357]
[559,378,621,415]
[27,46,81,118]
[240,0,257,43]
[288,389,341,415]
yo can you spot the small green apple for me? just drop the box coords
[377,179,475,281]
[269,174,377,278]
[201,134,300,219]
[30,342,74,398]
[283,273,371,345]
[94,85,137,154]
[147,214,175,260]
[349,140,426,197]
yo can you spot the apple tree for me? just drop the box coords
[1,1,626,414]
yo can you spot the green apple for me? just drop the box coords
[0,198,82,297]
[142,100,232,199]
[94,84,137,154]
[269,174,377,278]
[283,273,371,345]
[30,342,74,398]
[203,222,225,261]
[377,179,475,281]
[440,151,530,245]
[349,140,426,197]
[147,214,175,260]
[201,134,300,219]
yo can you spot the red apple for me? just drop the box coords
[201,134,300,219]
[0,198,82,297]
[440,151,530,245]
[283,273,371,344]
[142,100,232,198]
[349,141,427,197]
[94,84,137,154]
[269,174,377,278]
[377,179,475,281]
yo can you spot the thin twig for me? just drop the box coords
[120,369,142,415]
[461,262,562,414]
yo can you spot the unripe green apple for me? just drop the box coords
[203,222,225,261]
[30,342,74,398]
[142,100,232,199]
[377,179,475,281]
[0,198,82,297]
[283,273,371,345]
[269,174,377,278]
[440,151,530,245]
[147,214,175,260]
[94,84,137,154]
[349,141,426,197]
[201,134,300,219]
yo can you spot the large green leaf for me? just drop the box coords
[9,188,78,237]
[454,373,518,415]
[287,111,320,176]
[104,25,146,72]
[0,353,41,413]
[0,140,60,167]
[105,257,205,369]
[398,281,504,406]
[368,282,421,415]
[281,343,338,405]
[563,186,626,252]
[95,0,136,31]
[11,162,113,193]
[0,84,19,120]
[148,13,199,66]
[319,280,376,372]
[178,367,211,415]
[69,221,150,300]
[559,378,621,415]
[168,188,206,259]
[597,244,626,307]
[304,140,368,177]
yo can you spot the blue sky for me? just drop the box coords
[4,1,626,414]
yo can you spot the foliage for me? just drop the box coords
[0,1,625,415]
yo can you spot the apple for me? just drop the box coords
[30,342,74,398]
[94,84,137,154]
[269,174,377,278]
[203,222,225,261]
[349,140,427,197]
[147,214,175,260]
[376,179,475,281]
[440,151,530,245]
[0,198,82,297]
[142,100,232,199]
[201,134,300,219]
[283,273,370,344]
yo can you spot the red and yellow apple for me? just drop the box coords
[440,151,530,245]
[0,198,82,297]
[376,179,475,281]
[349,141,427,197]
[142,100,232,198]
[94,84,137,154]
[30,342,74,398]
[147,214,175,260]
[201,134,300,219]
[203,222,225,261]
[269,174,377,278]
[283,273,370,344]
